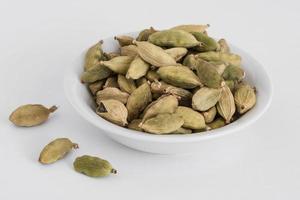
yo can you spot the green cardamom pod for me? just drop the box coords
[234,83,256,114]
[208,61,228,75]
[133,41,177,67]
[183,54,198,70]
[39,138,78,164]
[222,65,245,82]
[74,155,117,177]
[140,113,184,134]
[126,56,150,80]
[148,30,200,48]
[195,59,225,88]
[9,104,57,127]
[191,32,218,52]
[88,80,105,95]
[81,63,112,83]
[104,52,120,60]
[217,39,230,53]
[175,106,206,129]
[172,127,192,134]
[157,66,202,89]
[96,87,129,104]
[114,35,134,47]
[136,77,148,87]
[104,76,119,88]
[120,45,138,57]
[96,99,128,126]
[225,80,236,92]
[136,27,157,41]
[117,74,136,94]
[84,41,105,71]
[202,106,217,123]
[126,83,152,121]
[170,24,209,33]
[207,118,226,129]
[196,51,241,66]
[217,85,236,123]
[192,87,222,111]
[146,70,160,82]
[128,119,143,131]
[164,47,188,61]
[100,56,133,75]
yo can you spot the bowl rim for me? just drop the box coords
[64,33,273,143]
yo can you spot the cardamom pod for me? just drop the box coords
[217,39,230,53]
[175,106,206,129]
[96,87,129,104]
[136,27,157,41]
[120,45,138,57]
[146,70,160,82]
[183,54,198,70]
[208,61,228,75]
[39,138,78,164]
[96,99,128,126]
[222,65,245,82]
[114,35,134,47]
[88,80,105,95]
[148,29,200,48]
[140,113,184,134]
[172,127,192,134]
[81,63,112,83]
[9,104,57,127]
[157,66,202,89]
[104,76,119,88]
[128,119,143,131]
[133,41,177,67]
[202,106,217,123]
[192,87,222,111]
[126,56,150,80]
[225,80,236,92]
[217,85,236,123]
[104,52,120,60]
[126,83,152,121]
[170,24,209,33]
[117,74,136,94]
[165,47,188,61]
[191,32,218,51]
[195,59,225,88]
[84,41,104,71]
[207,118,226,129]
[100,56,133,75]
[141,95,178,123]
[195,51,241,66]
[74,155,117,177]
[234,84,256,114]
[136,77,148,87]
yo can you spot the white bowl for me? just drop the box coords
[64,32,272,154]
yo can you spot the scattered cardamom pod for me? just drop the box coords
[9,104,57,127]
[74,155,117,177]
[39,138,78,164]
[114,35,134,47]
[117,74,136,94]
[81,63,112,83]
[100,56,133,75]
[217,85,236,123]
[175,106,206,129]
[126,56,150,80]
[192,87,222,111]
[84,41,104,71]
[234,84,256,114]
[96,87,129,104]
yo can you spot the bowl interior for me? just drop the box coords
[64,32,272,143]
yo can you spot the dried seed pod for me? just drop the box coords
[81,63,112,83]
[140,113,184,134]
[133,41,177,67]
[195,59,225,88]
[104,76,119,88]
[183,54,198,70]
[208,61,228,75]
[141,95,178,123]
[225,80,236,92]
[157,66,202,89]
[175,106,206,129]
[88,80,105,95]
[74,155,117,177]
[202,106,217,123]
[191,32,218,51]
[217,85,236,123]
[222,65,245,82]
[136,77,148,87]
[114,35,134,47]
[217,39,230,53]
[126,56,150,80]
[164,47,188,61]
[96,87,129,104]
[9,104,57,127]
[39,138,78,164]
[117,75,136,94]
[164,86,193,101]
[172,127,192,134]
[84,41,105,71]
[104,52,120,60]
[170,24,209,33]
[128,119,143,131]
[192,87,222,111]
[234,84,256,114]
[207,118,226,129]
[148,30,200,48]
[136,27,157,41]
[96,99,128,126]
[120,45,138,57]
[146,70,160,82]
[195,51,241,66]
[100,56,133,75]
[126,83,152,121]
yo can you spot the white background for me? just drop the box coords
[0,0,299,199]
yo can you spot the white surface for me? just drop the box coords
[65,33,272,154]
[0,0,299,199]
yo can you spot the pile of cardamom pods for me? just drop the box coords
[81,24,257,135]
